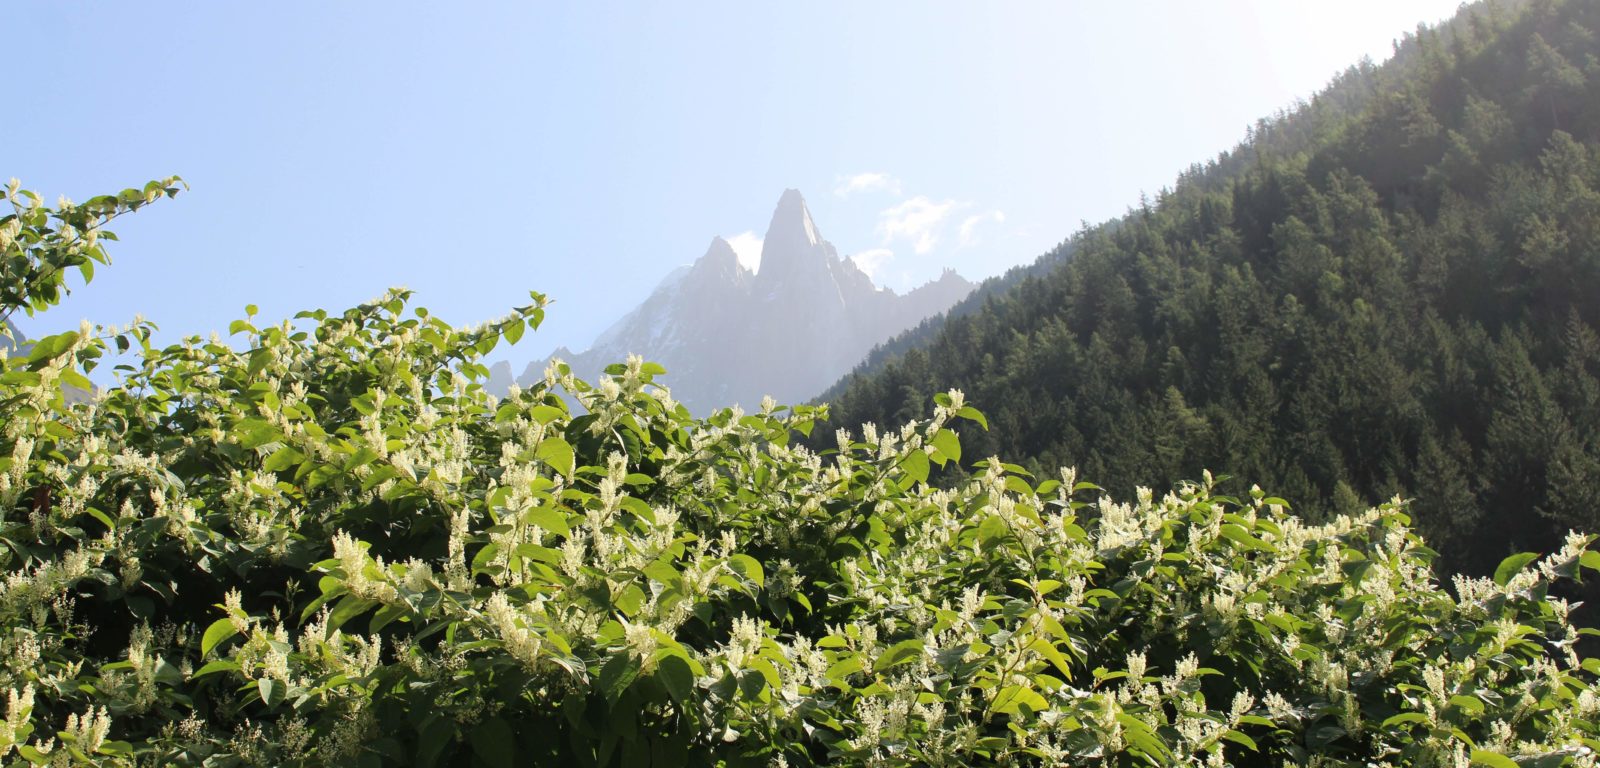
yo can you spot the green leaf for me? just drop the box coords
[369,603,409,633]
[655,654,695,705]
[83,506,116,533]
[361,465,400,491]
[503,319,525,345]
[1580,550,1600,571]
[931,429,961,464]
[1381,712,1430,727]
[26,331,78,366]
[525,505,570,536]
[1470,750,1520,768]
[1219,523,1268,550]
[992,685,1048,716]
[977,515,1009,547]
[16,746,50,762]
[1028,638,1073,678]
[1221,729,1258,751]
[956,406,988,430]
[826,656,863,682]
[327,594,377,632]
[201,618,238,658]
[1117,714,1170,759]
[263,446,306,472]
[1493,552,1540,586]
[728,554,764,588]
[900,449,930,485]
[190,660,239,679]
[536,436,575,479]
[232,419,282,449]
[469,717,516,768]
[60,369,93,393]
[529,404,565,425]
[599,652,641,704]
[874,639,924,672]
[257,677,279,705]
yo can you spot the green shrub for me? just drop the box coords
[1,183,1598,766]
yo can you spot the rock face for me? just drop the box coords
[501,189,974,412]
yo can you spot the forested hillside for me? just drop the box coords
[821,0,1600,577]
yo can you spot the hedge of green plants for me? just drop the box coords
[1,182,1597,766]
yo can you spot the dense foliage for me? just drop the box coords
[822,0,1600,578]
[1,180,1599,767]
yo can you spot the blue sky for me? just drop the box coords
[11,2,1463,373]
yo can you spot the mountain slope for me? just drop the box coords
[820,0,1600,576]
[495,190,974,412]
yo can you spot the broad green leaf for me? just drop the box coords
[189,660,239,679]
[1449,694,1485,715]
[599,652,641,704]
[1493,552,1540,586]
[26,331,78,366]
[1470,750,1520,768]
[536,436,575,478]
[60,369,93,393]
[900,449,930,485]
[529,404,565,424]
[201,619,238,658]
[1117,714,1170,759]
[874,639,924,672]
[1221,729,1258,751]
[232,419,282,449]
[263,446,306,472]
[1028,638,1073,678]
[1381,712,1430,727]
[728,554,764,588]
[655,654,695,705]
[931,429,961,464]
[992,685,1048,716]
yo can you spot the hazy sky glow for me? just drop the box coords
[11,1,1464,372]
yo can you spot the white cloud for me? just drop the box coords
[877,196,958,254]
[850,248,895,280]
[834,172,902,198]
[725,231,764,272]
[958,210,1006,246]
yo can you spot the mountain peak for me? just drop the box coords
[497,187,973,411]
[757,189,828,284]
[690,236,751,284]
[765,189,820,249]
[704,235,739,264]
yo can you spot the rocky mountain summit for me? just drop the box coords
[490,189,973,411]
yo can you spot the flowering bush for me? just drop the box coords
[2,182,1599,767]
